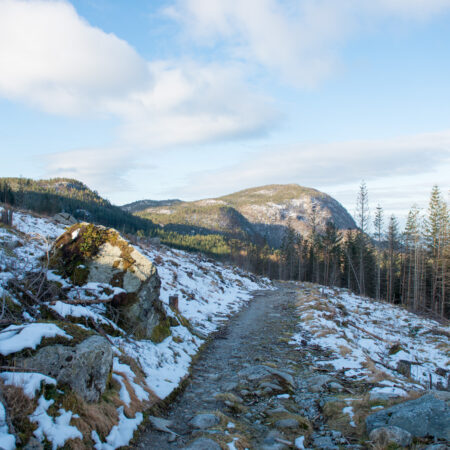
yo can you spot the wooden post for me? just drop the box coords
[169,295,179,311]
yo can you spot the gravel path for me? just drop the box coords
[135,282,350,449]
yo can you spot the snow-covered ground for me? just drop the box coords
[0,209,272,449]
[290,284,450,396]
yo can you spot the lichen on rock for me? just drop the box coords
[50,223,168,341]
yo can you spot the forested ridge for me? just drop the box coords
[0,177,156,234]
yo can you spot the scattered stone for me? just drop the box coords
[223,382,238,391]
[328,382,344,392]
[148,416,177,437]
[23,437,44,450]
[306,374,332,393]
[275,418,301,430]
[52,212,77,226]
[189,413,220,429]
[312,435,338,449]
[366,392,450,440]
[184,437,221,449]
[20,335,112,402]
[369,426,412,447]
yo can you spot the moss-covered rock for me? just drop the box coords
[51,223,168,341]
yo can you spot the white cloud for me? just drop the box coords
[113,61,279,147]
[168,0,450,87]
[41,147,146,193]
[0,0,278,148]
[0,0,149,115]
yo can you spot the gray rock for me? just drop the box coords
[23,437,44,450]
[306,374,332,393]
[366,392,450,440]
[52,224,167,340]
[21,335,112,402]
[369,426,412,447]
[260,381,284,393]
[266,367,295,387]
[184,437,221,450]
[189,413,220,429]
[238,365,272,382]
[328,382,344,392]
[275,418,300,429]
[53,212,77,226]
[424,445,449,450]
[312,436,338,449]
[263,430,289,449]
[223,382,238,391]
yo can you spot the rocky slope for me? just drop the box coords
[134,184,356,248]
[0,207,271,449]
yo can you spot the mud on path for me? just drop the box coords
[135,282,354,449]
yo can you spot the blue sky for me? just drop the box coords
[0,0,449,225]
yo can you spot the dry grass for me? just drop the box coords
[339,345,353,357]
[1,382,37,446]
[361,357,396,383]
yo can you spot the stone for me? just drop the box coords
[366,392,450,440]
[148,416,177,437]
[189,413,220,429]
[306,374,333,393]
[184,437,221,450]
[369,426,412,447]
[266,367,295,387]
[275,418,301,430]
[238,365,272,382]
[53,212,77,226]
[20,335,112,402]
[23,437,44,450]
[51,223,168,341]
[424,445,449,450]
[263,430,289,450]
[312,436,338,449]
[328,382,344,392]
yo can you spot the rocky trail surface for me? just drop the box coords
[136,283,357,449]
[136,282,450,449]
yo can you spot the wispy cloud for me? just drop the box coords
[0,0,278,149]
[40,147,152,193]
[175,130,450,205]
[166,0,450,87]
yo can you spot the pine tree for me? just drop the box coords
[387,215,399,303]
[373,205,384,300]
[424,186,448,313]
[355,181,370,295]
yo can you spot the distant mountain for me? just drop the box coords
[1,177,156,234]
[121,199,182,214]
[136,184,356,247]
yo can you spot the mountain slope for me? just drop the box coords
[121,199,182,213]
[1,177,156,234]
[136,184,356,247]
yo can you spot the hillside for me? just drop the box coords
[0,207,271,448]
[0,177,156,235]
[121,199,182,214]
[135,184,356,248]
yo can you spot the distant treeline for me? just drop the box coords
[1,177,447,318]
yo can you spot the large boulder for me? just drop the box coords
[365,391,450,440]
[51,223,169,341]
[20,335,112,402]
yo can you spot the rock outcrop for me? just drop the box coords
[21,335,112,402]
[51,223,169,341]
[365,391,450,440]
